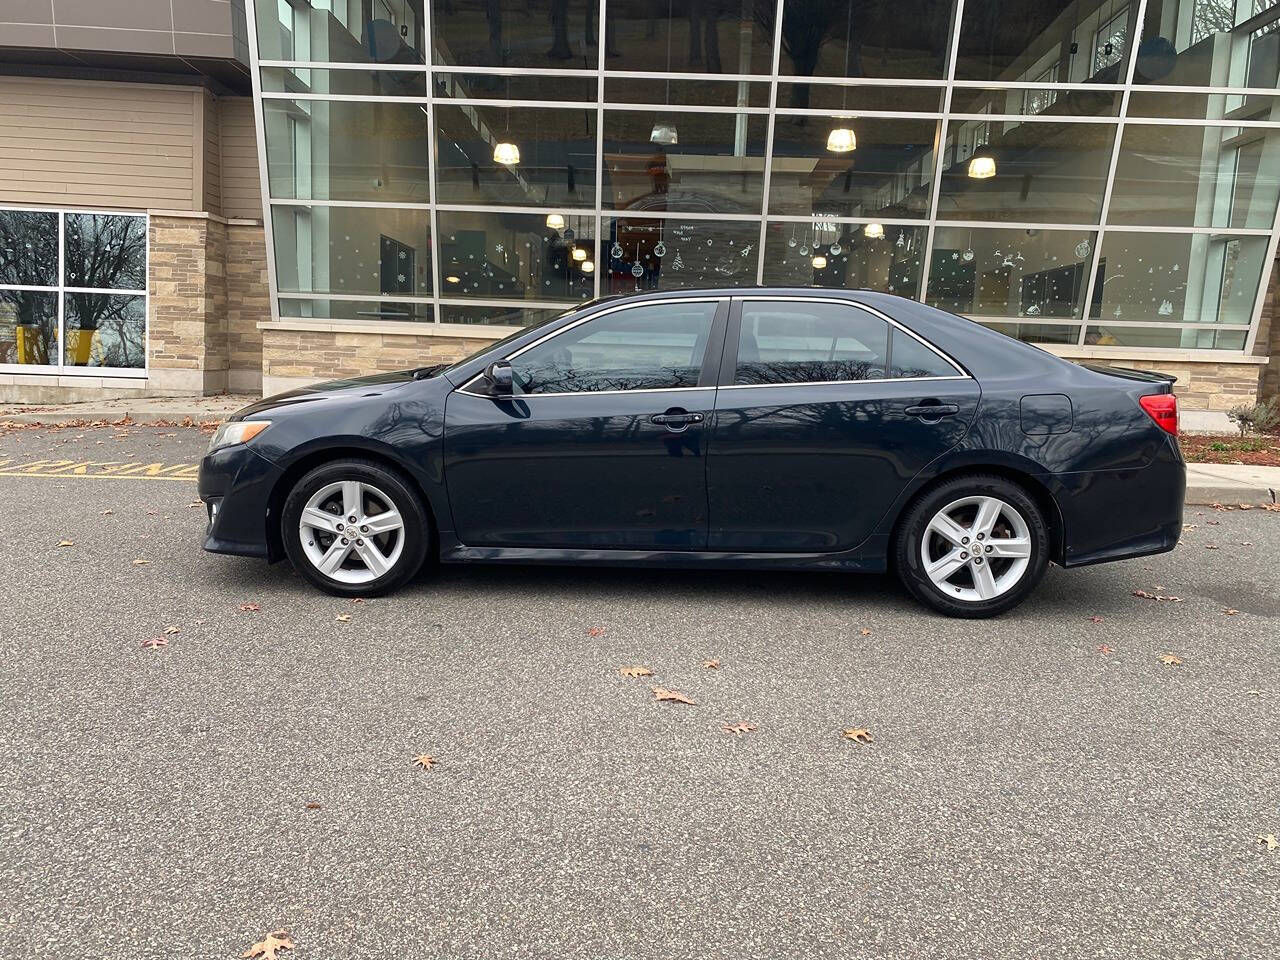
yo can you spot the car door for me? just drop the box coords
[707,297,981,552]
[443,298,728,550]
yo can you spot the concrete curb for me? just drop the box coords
[1185,484,1277,507]
[1,410,229,425]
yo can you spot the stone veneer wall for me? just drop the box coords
[261,328,501,394]
[1259,254,1280,402]
[148,212,269,396]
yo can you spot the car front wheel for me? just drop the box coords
[895,474,1049,618]
[281,458,430,597]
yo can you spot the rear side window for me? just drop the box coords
[511,302,717,395]
[734,301,958,385]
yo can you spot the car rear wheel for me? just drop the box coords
[895,474,1049,618]
[281,459,429,597]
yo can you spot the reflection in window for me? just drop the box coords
[0,209,57,286]
[928,227,1098,319]
[937,122,1115,224]
[956,1,1134,83]
[1108,124,1280,229]
[775,0,954,80]
[890,327,960,378]
[769,116,938,219]
[1135,0,1280,87]
[437,210,594,302]
[272,205,434,297]
[261,66,429,96]
[603,111,767,215]
[63,293,145,368]
[603,217,757,293]
[431,0,598,69]
[255,0,426,64]
[736,301,892,384]
[1085,325,1247,349]
[0,290,57,366]
[608,0,772,74]
[435,104,596,208]
[1090,232,1267,325]
[983,321,1082,344]
[761,221,926,299]
[64,214,147,290]
[264,99,431,203]
[511,301,717,394]
[439,304,569,326]
[279,298,434,322]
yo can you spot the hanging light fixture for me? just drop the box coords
[863,222,885,239]
[649,122,679,145]
[826,125,856,153]
[493,140,520,165]
[545,213,565,230]
[445,274,461,284]
[968,144,997,179]
[572,246,588,261]
[811,254,828,269]
[580,259,595,273]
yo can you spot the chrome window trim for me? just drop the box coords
[457,385,715,399]
[458,297,724,396]
[732,295,972,380]
[718,375,970,391]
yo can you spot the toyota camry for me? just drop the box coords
[198,289,1185,618]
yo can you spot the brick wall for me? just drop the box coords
[1260,256,1280,402]
[148,213,226,394]
[226,222,269,393]
[1115,359,1263,412]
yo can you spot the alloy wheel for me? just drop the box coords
[920,495,1032,602]
[298,480,405,585]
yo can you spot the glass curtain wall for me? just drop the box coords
[250,0,1280,353]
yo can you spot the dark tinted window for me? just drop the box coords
[512,302,717,394]
[889,328,958,378]
[736,302,891,384]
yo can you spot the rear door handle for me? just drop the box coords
[650,412,704,427]
[904,403,960,419]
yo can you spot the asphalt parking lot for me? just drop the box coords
[1,422,1277,959]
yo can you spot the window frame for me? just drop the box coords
[0,205,149,378]
[718,296,969,390]
[457,296,728,397]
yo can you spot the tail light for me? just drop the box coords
[1139,393,1178,437]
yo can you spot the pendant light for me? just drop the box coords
[545,213,565,230]
[649,122,679,145]
[968,143,996,179]
[580,259,595,273]
[493,84,519,165]
[826,4,857,155]
[811,254,828,269]
[863,222,884,239]
[572,246,587,261]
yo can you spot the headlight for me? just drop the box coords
[208,420,271,454]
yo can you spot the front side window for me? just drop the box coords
[735,301,956,385]
[0,207,147,371]
[510,301,718,395]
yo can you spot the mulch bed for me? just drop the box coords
[1180,433,1280,466]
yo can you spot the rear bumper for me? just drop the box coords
[1051,439,1185,568]
[197,445,282,559]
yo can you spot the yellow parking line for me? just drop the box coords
[0,459,199,481]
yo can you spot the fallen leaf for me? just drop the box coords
[1133,590,1183,602]
[1205,544,1219,550]
[304,802,322,811]
[335,613,352,622]
[1238,503,1255,511]
[1182,523,1197,530]
[1237,541,1253,546]
[412,754,437,770]
[842,728,873,743]
[132,559,151,566]
[1246,689,1263,697]
[101,509,114,516]
[56,539,74,547]
[163,625,180,635]
[860,627,872,637]
[703,658,720,669]
[1207,520,1222,525]
[651,686,695,705]
[239,602,261,612]
[1258,834,1278,851]
[618,666,654,678]
[242,930,294,960]
[1096,644,1114,654]
[1263,503,1280,512]
[350,597,364,604]
[586,626,605,638]
[722,722,757,735]
[140,637,168,649]
[1089,615,1105,624]
[1159,652,1184,666]
[188,500,203,508]
[1223,608,1239,616]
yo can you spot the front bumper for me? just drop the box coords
[198,443,284,559]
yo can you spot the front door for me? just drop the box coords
[708,298,981,552]
[443,298,727,550]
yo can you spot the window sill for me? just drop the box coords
[1040,344,1268,365]
[256,319,522,339]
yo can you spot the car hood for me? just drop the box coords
[230,368,433,420]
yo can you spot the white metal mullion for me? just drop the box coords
[593,0,605,301]
[422,0,440,325]
[247,0,283,335]
[1077,0,1149,348]
[1243,188,1280,355]
[920,0,966,305]
[755,0,786,284]
[56,211,65,371]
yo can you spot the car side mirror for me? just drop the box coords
[484,360,514,396]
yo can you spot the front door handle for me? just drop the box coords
[904,402,960,420]
[650,411,704,428]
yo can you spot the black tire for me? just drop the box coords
[894,473,1050,619]
[281,458,430,597]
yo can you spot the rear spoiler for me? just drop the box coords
[1077,362,1176,392]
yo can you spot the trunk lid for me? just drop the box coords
[1077,362,1176,392]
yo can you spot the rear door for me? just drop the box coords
[707,297,981,552]
[444,298,728,550]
